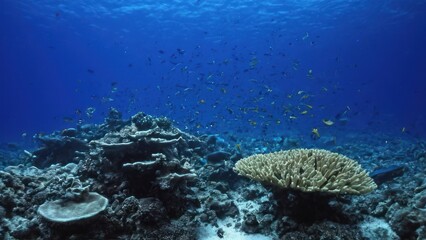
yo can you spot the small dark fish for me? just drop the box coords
[6,143,19,150]
[177,48,185,54]
[128,63,133,67]
[158,50,165,54]
[63,117,74,122]
[175,84,189,89]
[370,165,406,185]
[205,151,231,163]
[87,69,95,74]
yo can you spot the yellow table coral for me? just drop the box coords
[234,148,377,195]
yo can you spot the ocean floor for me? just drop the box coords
[0,110,425,239]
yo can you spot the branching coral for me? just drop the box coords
[234,148,377,194]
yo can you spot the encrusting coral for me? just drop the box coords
[234,148,377,194]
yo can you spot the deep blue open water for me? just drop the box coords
[1,0,426,144]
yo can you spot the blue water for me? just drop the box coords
[1,0,426,143]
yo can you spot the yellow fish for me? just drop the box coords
[248,120,257,126]
[322,119,334,126]
[304,104,313,109]
[311,128,320,139]
[249,57,258,68]
[300,94,310,100]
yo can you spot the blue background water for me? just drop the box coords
[1,0,426,144]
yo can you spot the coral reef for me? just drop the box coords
[0,111,424,239]
[0,111,205,239]
[234,148,377,194]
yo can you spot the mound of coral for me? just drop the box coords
[234,148,377,194]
